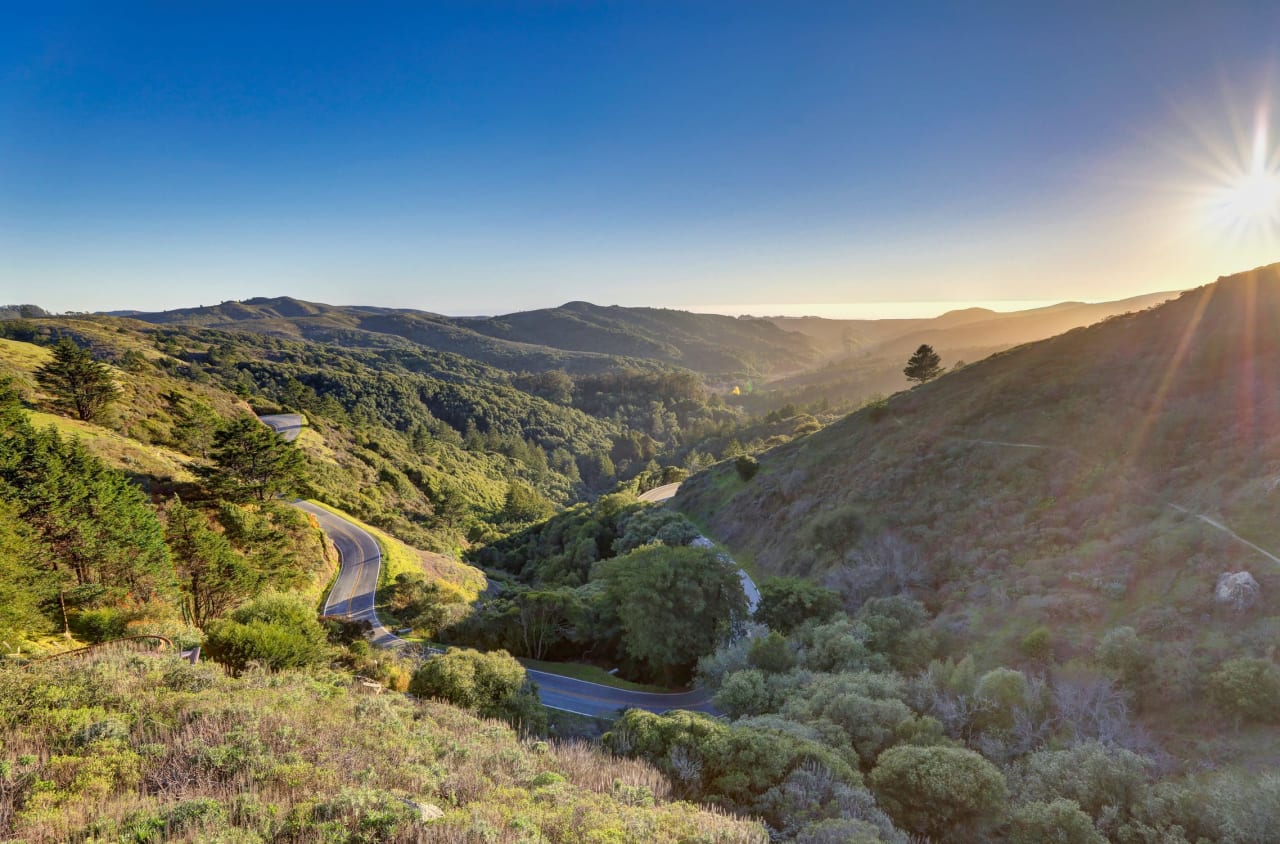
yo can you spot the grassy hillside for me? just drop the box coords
[679,262,1280,757]
[0,651,765,843]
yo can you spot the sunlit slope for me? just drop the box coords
[464,300,821,376]
[678,262,1280,657]
[123,296,817,376]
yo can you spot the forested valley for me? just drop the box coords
[4,271,1280,843]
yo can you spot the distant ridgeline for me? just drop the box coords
[0,304,49,320]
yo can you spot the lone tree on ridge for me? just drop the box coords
[903,344,943,385]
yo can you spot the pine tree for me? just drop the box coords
[35,338,121,421]
[903,344,943,384]
[164,499,257,626]
[199,416,308,503]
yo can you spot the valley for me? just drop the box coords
[3,265,1280,842]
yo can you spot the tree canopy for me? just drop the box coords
[902,343,943,385]
[198,415,307,503]
[35,338,121,421]
[595,544,748,682]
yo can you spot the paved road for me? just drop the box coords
[302,497,717,713]
[258,413,305,442]
[637,482,681,503]
[295,500,407,648]
[263,415,727,714]
[527,670,717,718]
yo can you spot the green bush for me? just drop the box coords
[71,608,131,643]
[203,593,328,674]
[868,745,1006,839]
[1208,657,1280,726]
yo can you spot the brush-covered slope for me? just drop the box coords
[466,301,820,376]
[124,296,820,377]
[747,291,1180,412]
[679,263,1280,712]
[0,652,764,843]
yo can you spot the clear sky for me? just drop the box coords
[3,2,1280,316]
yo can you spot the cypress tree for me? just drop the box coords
[35,338,121,421]
[903,344,944,384]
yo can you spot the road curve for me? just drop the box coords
[295,501,407,648]
[301,497,717,714]
[258,413,305,442]
[261,414,724,714]
[639,482,761,614]
[527,670,716,718]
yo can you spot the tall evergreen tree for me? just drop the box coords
[903,344,944,384]
[199,416,307,503]
[0,380,174,632]
[35,338,121,421]
[164,499,257,626]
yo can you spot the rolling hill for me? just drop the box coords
[120,296,821,377]
[744,290,1181,412]
[677,262,1280,754]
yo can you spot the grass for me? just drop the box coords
[26,411,197,482]
[0,652,768,843]
[518,658,668,693]
[0,336,52,375]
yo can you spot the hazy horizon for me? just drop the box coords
[4,4,1279,313]
[12,291,1186,322]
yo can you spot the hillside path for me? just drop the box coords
[955,436,1280,568]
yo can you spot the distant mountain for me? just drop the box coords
[462,301,821,375]
[122,296,823,377]
[746,290,1180,411]
[116,291,1179,385]
[677,262,1280,753]
[123,297,645,375]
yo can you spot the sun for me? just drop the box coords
[1203,109,1280,237]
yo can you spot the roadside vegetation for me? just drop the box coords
[0,651,765,843]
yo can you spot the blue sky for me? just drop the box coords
[3,2,1280,315]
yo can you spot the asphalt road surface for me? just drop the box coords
[258,413,305,442]
[266,416,724,714]
[296,500,406,648]
[301,497,717,713]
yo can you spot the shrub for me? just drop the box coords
[735,455,760,482]
[868,745,1006,839]
[1208,657,1280,727]
[71,608,131,643]
[203,594,328,674]
[1021,627,1053,661]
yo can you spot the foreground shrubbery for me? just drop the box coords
[0,652,765,843]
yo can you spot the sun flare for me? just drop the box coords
[1203,107,1280,237]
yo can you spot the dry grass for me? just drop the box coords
[0,652,765,843]
[25,411,197,482]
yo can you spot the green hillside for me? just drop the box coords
[465,300,821,376]
[122,295,821,377]
[679,263,1280,752]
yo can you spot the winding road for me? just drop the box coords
[259,414,721,717]
[258,413,305,442]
